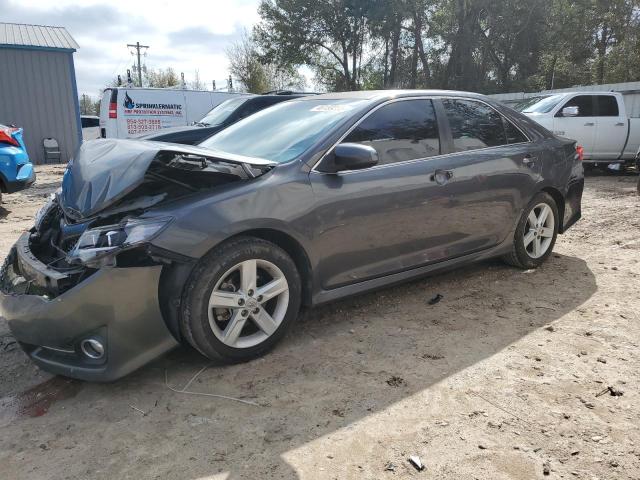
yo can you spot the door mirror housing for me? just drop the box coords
[560,106,579,117]
[318,143,379,173]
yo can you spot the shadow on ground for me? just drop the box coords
[0,253,596,479]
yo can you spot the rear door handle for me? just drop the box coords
[431,169,453,185]
[584,122,595,126]
[522,155,537,167]
[615,122,625,126]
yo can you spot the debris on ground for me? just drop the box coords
[597,357,607,364]
[427,293,443,305]
[596,386,624,397]
[544,325,555,332]
[543,461,551,475]
[422,353,445,360]
[129,404,147,416]
[386,376,406,387]
[408,455,425,472]
[384,461,397,472]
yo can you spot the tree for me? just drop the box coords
[227,31,307,93]
[227,32,270,92]
[145,67,180,88]
[255,0,373,90]
[190,69,205,90]
[79,94,96,115]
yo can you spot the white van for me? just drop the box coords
[99,88,247,139]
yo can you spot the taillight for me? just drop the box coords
[108,102,117,119]
[576,145,584,161]
[0,126,19,147]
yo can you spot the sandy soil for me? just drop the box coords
[0,165,638,479]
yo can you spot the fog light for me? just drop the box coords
[80,338,105,359]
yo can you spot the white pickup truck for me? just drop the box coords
[518,91,640,166]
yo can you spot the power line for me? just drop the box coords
[127,41,149,87]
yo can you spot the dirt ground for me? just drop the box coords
[0,165,638,479]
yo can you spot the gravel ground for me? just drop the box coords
[0,165,638,479]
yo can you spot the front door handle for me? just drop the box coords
[431,169,453,185]
[615,122,625,126]
[584,122,595,126]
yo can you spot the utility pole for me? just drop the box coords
[127,41,149,87]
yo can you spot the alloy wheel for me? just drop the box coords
[523,203,555,259]
[207,259,290,348]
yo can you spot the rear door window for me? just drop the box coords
[595,96,619,116]
[559,95,595,117]
[503,118,528,144]
[342,99,440,165]
[441,99,510,151]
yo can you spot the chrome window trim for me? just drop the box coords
[310,95,533,175]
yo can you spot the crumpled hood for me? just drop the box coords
[60,138,275,219]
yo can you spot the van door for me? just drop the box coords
[553,95,596,158]
[118,89,186,137]
[593,95,627,159]
[99,89,117,138]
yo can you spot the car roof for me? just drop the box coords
[297,89,491,101]
[253,94,313,101]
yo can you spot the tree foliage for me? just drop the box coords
[226,31,306,93]
[255,0,640,93]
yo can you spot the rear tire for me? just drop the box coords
[181,236,301,363]
[502,192,559,269]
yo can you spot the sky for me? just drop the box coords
[2,0,264,98]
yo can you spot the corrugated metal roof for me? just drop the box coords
[0,23,79,51]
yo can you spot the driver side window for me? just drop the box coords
[558,95,594,117]
[342,99,440,166]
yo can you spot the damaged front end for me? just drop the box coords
[0,139,275,381]
[4,139,275,298]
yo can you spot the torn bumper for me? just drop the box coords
[0,235,179,382]
[4,163,35,193]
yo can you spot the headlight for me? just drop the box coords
[67,217,173,267]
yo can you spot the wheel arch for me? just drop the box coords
[540,186,566,232]
[226,228,313,307]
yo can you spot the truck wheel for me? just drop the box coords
[502,192,559,269]
[180,237,301,363]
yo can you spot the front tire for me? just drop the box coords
[502,192,559,269]
[181,237,301,363]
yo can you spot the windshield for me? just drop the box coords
[521,94,564,114]
[200,99,368,163]
[199,97,252,125]
[511,96,550,112]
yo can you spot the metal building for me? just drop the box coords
[0,23,81,164]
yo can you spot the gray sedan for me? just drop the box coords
[0,90,584,381]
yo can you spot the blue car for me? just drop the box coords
[0,125,35,203]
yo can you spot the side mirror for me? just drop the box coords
[560,106,579,117]
[318,143,379,173]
